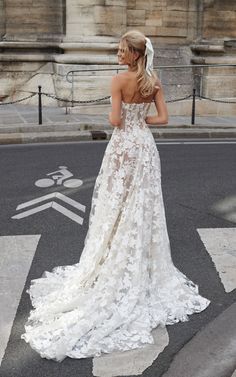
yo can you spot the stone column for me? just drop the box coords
[0,0,5,38]
[202,0,236,39]
[65,0,127,41]
[0,0,64,101]
[186,0,203,42]
[59,1,128,64]
[4,0,64,41]
[55,1,127,103]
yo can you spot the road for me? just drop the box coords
[0,140,236,377]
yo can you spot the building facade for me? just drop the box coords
[0,0,236,114]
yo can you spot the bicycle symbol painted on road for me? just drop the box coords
[35,166,83,188]
[12,166,86,225]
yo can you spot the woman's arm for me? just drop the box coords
[145,80,168,126]
[109,76,122,128]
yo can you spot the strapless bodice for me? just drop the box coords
[121,101,151,131]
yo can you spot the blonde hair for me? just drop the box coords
[120,30,157,97]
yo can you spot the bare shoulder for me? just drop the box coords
[113,71,129,81]
[111,73,126,88]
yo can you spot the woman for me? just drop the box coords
[21,30,210,362]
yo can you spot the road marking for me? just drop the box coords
[35,178,55,187]
[231,370,236,377]
[0,235,41,366]
[197,228,236,292]
[63,179,83,188]
[73,139,236,144]
[35,166,83,188]
[12,193,86,225]
[12,202,52,218]
[93,327,169,377]
[51,202,84,225]
[15,192,86,212]
[154,140,236,145]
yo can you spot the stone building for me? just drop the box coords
[0,0,236,114]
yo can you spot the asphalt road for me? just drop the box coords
[0,140,236,377]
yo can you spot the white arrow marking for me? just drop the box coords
[12,201,84,225]
[15,192,86,213]
[12,202,52,219]
[12,193,86,225]
[0,235,41,366]
[197,227,236,292]
[51,202,84,225]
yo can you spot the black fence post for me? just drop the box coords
[191,88,196,125]
[38,85,42,125]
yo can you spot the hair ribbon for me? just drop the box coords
[145,37,154,76]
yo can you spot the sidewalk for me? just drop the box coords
[161,303,236,377]
[0,103,236,144]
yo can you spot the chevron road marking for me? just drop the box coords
[51,202,84,225]
[15,192,86,212]
[12,201,85,225]
[12,202,52,219]
[11,192,86,225]
[0,235,41,366]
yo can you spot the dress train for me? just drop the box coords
[21,102,210,361]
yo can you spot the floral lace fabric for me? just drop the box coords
[21,101,210,362]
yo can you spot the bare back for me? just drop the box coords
[109,70,168,127]
[118,71,158,104]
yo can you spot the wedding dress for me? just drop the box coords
[21,101,210,362]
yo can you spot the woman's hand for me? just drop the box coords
[109,112,122,128]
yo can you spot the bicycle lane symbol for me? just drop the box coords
[35,165,83,188]
[1,167,86,366]
[12,166,86,225]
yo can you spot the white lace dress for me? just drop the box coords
[21,101,210,362]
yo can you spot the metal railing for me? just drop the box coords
[0,64,236,125]
[66,64,236,107]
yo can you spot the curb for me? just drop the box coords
[162,303,236,377]
[0,131,93,144]
[151,129,236,139]
[0,129,236,144]
[0,122,236,133]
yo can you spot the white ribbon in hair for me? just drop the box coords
[145,37,154,76]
